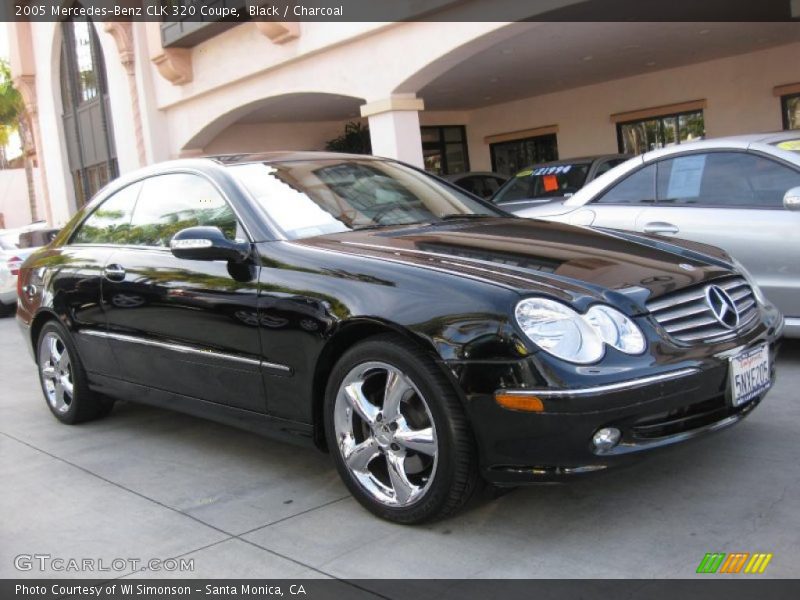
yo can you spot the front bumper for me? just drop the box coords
[451,307,783,485]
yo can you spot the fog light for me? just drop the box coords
[592,427,621,452]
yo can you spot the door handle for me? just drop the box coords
[103,264,126,282]
[643,222,679,235]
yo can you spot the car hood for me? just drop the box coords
[507,198,573,218]
[297,217,734,312]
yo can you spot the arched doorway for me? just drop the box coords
[59,11,117,207]
[180,92,367,156]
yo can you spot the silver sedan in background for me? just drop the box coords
[510,132,800,337]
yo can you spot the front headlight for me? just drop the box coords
[585,305,646,355]
[515,298,604,364]
[515,298,646,364]
[730,257,767,305]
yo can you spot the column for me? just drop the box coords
[360,95,425,168]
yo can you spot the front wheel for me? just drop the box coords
[36,321,114,424]
[324,334,479,523]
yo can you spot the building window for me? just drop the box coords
[617,110,705,155]
[782,94,800,130]
[60,9,118,208]
[421,126,469,175]
[490,133,558,177]
[71,20,100,103]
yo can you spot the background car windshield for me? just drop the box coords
[230,159,500,239]
[493,163,591,203]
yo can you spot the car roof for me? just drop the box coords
[518,154,630,171]
[89,152,388,205]
[209,151,383,165]
[712,131,800,145]
[641,132,800,162]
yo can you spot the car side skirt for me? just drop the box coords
[88,373,315,447]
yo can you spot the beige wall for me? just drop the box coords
[11,15,800,223]
[463,42,800,171]
[0,168,43,229]
[203,120,356,155]
[201,42,800,172]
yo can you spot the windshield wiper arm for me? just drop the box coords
[439,213,492,220]
[350,221,431,232]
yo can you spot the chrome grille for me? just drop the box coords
[647,276,758,343]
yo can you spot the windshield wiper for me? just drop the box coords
[439,213,493,220]
[350,221,430,232]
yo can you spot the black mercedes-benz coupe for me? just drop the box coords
[16,152,783,523]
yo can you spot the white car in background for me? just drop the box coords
[509,132,800,338]
[0,223,58,316]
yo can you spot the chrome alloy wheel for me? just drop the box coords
[333,361,438,507]
[38,332,74,414]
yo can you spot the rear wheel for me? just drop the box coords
[36,321,113,424]
[324,334,479,523]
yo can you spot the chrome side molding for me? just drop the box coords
[81,329,291,374]
[497,367,700,398]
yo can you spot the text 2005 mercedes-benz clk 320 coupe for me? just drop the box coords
[16,152,783,523]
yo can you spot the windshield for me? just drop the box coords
[493,162,591,204]
[230,159,502,240]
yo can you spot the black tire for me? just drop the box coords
[36,320,114,424]
[0,302,15,317]
[324,333,480,523]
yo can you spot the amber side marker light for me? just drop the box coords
[495,393,544,412]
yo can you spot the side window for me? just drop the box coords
[462,176,499,199]
[594,164,656,204]
[71,182,141,244]
[483,176,503,197]
[594,159,627,178]
[493,175,532,204]
[457,176,479,196]
[657,152,800,208]
[128,174,240,247]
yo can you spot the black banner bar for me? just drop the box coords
[1,0,799,23]
[3,580,800,600]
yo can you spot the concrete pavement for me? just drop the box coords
[1,315,798,579]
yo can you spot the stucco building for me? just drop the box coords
[5,9,800,226]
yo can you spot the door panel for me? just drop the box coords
[101,172,266,412]
[58,181,143,375]
[102,248,265,411]
[585,205,647,230]
[585,163,656,230]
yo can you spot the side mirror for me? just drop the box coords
[170,226,250,262]
[784,187,800,211]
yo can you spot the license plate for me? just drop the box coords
[729,344,771,407]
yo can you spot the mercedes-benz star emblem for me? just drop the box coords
[705,285,739,329]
